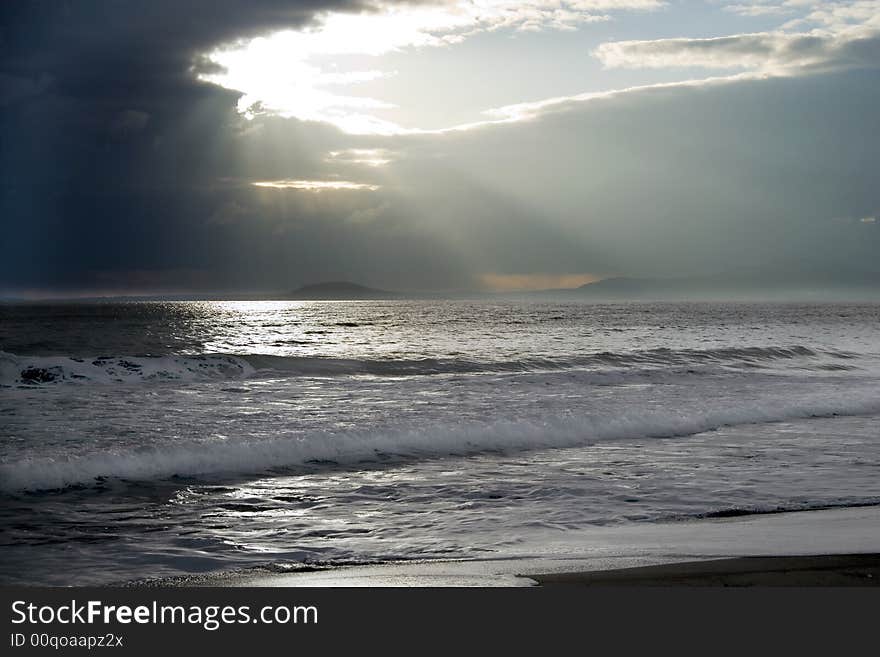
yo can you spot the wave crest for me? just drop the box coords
[0,351,254,386]
[3,392,880,492]
[0,344,852,386]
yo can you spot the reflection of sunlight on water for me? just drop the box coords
[186,300,494,360]
[153,301,880,365]
[135,415,880,570]
[197,301,317,356]
[189,299,470,360]
[4,302,880,583]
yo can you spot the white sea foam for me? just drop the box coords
[3,392,880,492]
[0,344,857,386]
[0,351,255,386]
[4,301,880,585]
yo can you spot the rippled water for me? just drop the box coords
[1,300,879,584]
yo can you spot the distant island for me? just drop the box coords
[565,270,880,301]
[9,271,880,303]
[284,281,400,300]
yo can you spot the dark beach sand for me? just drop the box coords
[532,554,880,586]
[162,552,880,587]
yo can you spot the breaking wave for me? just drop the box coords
[0,345,857,386]
[0,351,254,386]
[3,392,880,492]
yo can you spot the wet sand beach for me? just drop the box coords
[151,506,880,587]
[531,554,880,586]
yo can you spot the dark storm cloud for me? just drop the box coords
[0,0,377,181]
[0,1,363,131]
[0,1,390,292]
[2,1,879,296]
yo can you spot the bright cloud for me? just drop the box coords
[326,148,395,167]
[198,0,879,137]
[726,1,880,27]
[594,32,845,72]
[199,0,663,134]
[599,1,880,73]
[724,3,791,18]
[252,180,381,191]
[477,72,760,125]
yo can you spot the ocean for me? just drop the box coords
[1,300,879,585]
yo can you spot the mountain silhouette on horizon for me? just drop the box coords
[570,268,880,300]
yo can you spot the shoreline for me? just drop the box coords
[531,554,880,586]
[163,553,880,588]
[153,505,880,587]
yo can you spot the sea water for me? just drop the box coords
[1,300,878,584]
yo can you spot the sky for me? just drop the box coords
[1,0,879,296]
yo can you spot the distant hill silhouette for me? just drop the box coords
[571,270,880,300]
[286,281,399,300]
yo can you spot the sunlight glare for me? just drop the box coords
[198,1,661,134]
